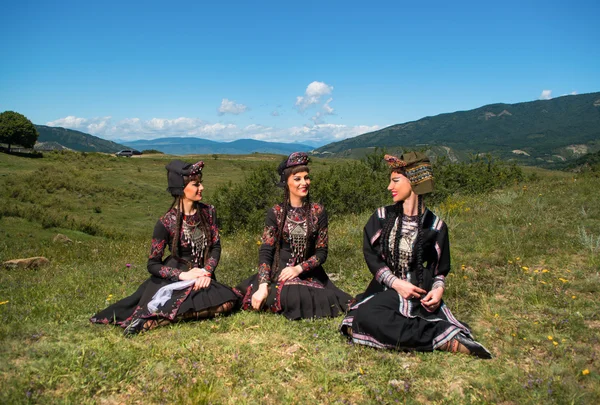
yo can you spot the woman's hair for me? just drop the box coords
[381,171,425,286]
[168,172,211,266]
[272,165,312,278]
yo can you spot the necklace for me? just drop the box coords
[182,217,207,264]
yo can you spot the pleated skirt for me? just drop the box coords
[90,276,239,328]
[234,274,351,320]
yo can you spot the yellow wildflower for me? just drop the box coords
[582,369,590,376]
[534,269,539,273]
[562,339,566,342]
[540,281,547,284]
[548,336,553,340]
[359,367,365,375]
[508,260,513,264]
[522,266,529,271]
[542,269,549,273]
[558,278,568,283]
[0,300,9,305]
[566,269,571,273]
[461,264,466,269]
[256,241,262,245]
[572,295,576,299]
[511,333,516,337]
[464,207,471,212]
[553,341,558,346]
[516,257,521,261]
[523,337,527,340]
[494,313,499,318]
[463,275,468,280]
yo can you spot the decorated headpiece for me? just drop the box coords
[277,152,310,186]
[165,160,204,196]
[384,152,434,195]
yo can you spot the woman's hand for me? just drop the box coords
[391,279,427,300]
[278,265,302,282]
[251,283,269,310]
[179,268,210,281]
[193,275,211,291]
[421,287,444,312]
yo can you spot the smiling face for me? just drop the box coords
[388,171,414,203]
[182,175,204,202]
[287,170,311,204]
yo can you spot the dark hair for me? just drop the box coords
[271,165,312,279]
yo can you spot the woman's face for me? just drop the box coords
[183,179,204,202]
[388,171,414,203]
[287,171,310,201]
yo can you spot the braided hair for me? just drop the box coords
[414,194,425,287]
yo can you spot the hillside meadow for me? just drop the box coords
[0,151,599,404]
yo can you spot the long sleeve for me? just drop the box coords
[431,221,450,290]
[299,205,328,272]
[257,207,279,284]
[147,220,182,282]
[363,208,399,289]
[203,205,221,274]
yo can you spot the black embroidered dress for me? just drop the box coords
[235,203,351,319]
[90,204,238,329]
[340,206,474,351]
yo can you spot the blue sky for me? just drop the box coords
[1,0,598,146]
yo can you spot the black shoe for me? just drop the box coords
[123,317,144,337]
[455,333,493,359]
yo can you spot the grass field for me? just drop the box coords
[1,151,599,404]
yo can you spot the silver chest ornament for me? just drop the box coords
[182,219,207,264]
[286,217,308,262]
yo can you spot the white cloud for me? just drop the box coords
[218,98,248,115]
[46,115,379,145]
[539,90,552,100]
[295,81,334,112]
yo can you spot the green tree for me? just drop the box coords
[0,111,39,152]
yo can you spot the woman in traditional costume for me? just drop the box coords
[234,152,351,320]
[340,152,492,358]
[90,160,238,335]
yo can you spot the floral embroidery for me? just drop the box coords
[258,263,271,284]
[204,257,218,273]
[159,266,182,281]
[316,227,328,249]
[149,238,166,259]
[300,256,320,272]
[261,225,278,246]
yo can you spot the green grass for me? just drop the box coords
[1,152,599,404]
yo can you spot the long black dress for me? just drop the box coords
[234,203,351,320]
[90,203,238,330]
[340,206,484,351]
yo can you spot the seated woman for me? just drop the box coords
[234,152,351,320]
[340,152,491,358]
[90,160,238,335]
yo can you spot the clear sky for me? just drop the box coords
[1,0,598,146]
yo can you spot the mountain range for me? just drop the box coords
[314,92,600,164]
[31,91,600,164]
[123,137,313,155]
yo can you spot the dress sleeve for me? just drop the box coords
[363,209,399,289]
[147,220,182,282]
[431,221,451,290]
[203,206,221,274]
[257,207,279,284]
[299,206,328,272]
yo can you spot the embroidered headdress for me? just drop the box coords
[165,160,204,196]
[277,152,310,186]
[385,152,433,195]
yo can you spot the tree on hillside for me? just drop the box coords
[0,111,39,152]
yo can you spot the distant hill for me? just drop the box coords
[315,92,600,164]
[124,137,314,155]
[35,125,129,153]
